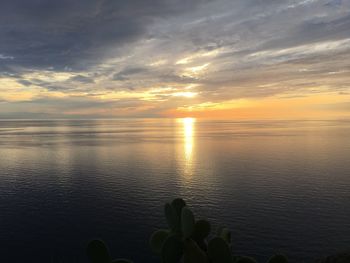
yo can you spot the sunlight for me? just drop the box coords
[182,63,210,78]
[183,117,195,162]
[173,91,198,98]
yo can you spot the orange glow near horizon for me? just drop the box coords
[1,71,349,120]
[163,93,350,120]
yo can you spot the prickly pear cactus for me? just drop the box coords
[87,239,133,263]
[165,202,180,233]
[86,198,291,263]
[181,206,195,239]
[183,239,208,263]
[148,198,288,263]
[235,256,258,263]
[162,235,184,263]
[193,219,211,240]
[87,239,111,263]
[267,254,288,263]
[208,237,232,263]
[150,229,170,254]
[111,260,133,263]
[171,198,187,216]
[192,219,211,251]
[218,227,231,244]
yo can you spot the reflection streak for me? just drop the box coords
[182,118,195,178]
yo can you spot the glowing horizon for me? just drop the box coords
[0,1,349,120]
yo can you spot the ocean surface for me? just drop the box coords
[0,119,349,262]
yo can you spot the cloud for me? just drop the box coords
[16,79,33,87]
[0,54,14,60]
[312,101,350,111]
[113,67,149,81]
[69,75,95,84]
[0,0,207,71]
[1,0,350,118]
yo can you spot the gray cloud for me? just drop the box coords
[1,0,350,118]
[0,0,207,71]
[69,75,95,83]
[16,79,33,86]
[113,67,149,81]
[0,96,151,119]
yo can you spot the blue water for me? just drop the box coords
[0,119,349,262]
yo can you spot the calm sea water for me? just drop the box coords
[0,119,349,262]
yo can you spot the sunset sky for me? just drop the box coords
[1,0,350,119]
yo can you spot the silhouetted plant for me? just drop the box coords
[267,254,288,263]
[87,239,133,263]
[150,198,289,263]
[86,198,289,263]
[314,251,350,263]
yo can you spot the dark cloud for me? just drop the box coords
[16,79,33,86]
[325,0,343,7]
[0,96,155,119]
[44,85,74,92]
[257,14,350,52]
[69,75,95,83]
[0,0,207,71]
[113,67,149,81]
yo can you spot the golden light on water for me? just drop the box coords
[176,117,196,181]
[175,117,196,182]
[182,117,195,164]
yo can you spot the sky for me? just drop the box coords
[0,0,350,119]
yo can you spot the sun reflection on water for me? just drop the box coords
[180,118,196,179]
[183,118,195,161]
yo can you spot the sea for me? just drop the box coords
[0,119,349,262]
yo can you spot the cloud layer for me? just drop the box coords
[1,0,350,118]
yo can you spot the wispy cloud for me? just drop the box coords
[0,0,349,118]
